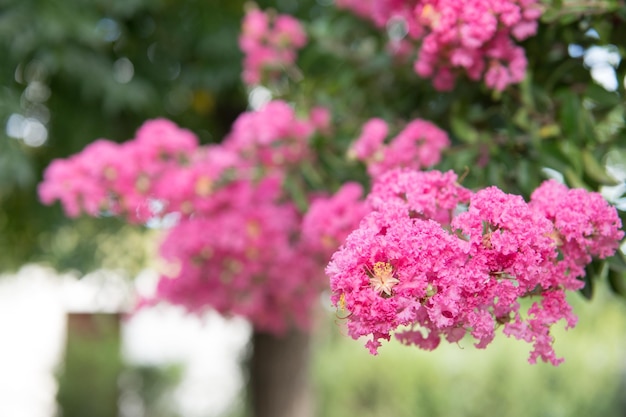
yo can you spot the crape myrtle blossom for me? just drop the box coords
[349,117,450,178]
[39,101,323,222]
[327,168,624,365]
[222,100,320,170]
[368,169,472,225]
[529,179,625,282]
[301,182,371,262]
[239,7,307,86]
[156,176,323,334]
[149,102,336,332]
[38,119,208,223]
[40,100,345,333]
[335,0,542,91]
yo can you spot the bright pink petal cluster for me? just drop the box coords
[368,169,472,225]
[239,8,307,85]
[156,177,322,333]
[301,182,371,262]
[349,118,450,178]
[335,0,542,91]
[530,179,625,278]
[39,100,325,222]
[40,101,340,334]
[222,100,320,171]
[327,169,624,365]
[38,119,205,223]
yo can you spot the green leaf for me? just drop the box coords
[607,268,626,297]
[585,84,621,110]
[581,259,605,300]
[564,167,589,189]
[607,250,626,273]
[450,116,479,144]
[557,90,582,142]
[582,149,619,185]
[595,106,626,144]
[605,148,626,182]
[579,271,594,300]
[283,174,309,213]
[513,108,531,130]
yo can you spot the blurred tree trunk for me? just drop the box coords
[57,313,122,417]
[250,330,314,417]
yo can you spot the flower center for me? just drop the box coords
[368,261,400,296]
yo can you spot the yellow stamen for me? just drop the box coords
[135,174,150,193]
[339,293,347,311]
[420,4,440,27]
[369,261,400,296]
[195,176,213,197]
[246,220,261,239]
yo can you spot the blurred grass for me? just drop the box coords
[312,287,626,417]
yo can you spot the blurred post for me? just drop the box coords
[250,330,314,417]
[57,313,122,417]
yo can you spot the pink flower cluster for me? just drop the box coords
[326,169,624,365]
[335,0,542,91]
[148,102,345,333]
[39,100,368,334]
[223,100,329,171]
[156,176,322,333]
[530,180,625,277]
[39,101,328,222]
[38,119,209,223]
[239,7,308,85]
[301,182,371,262]
[349,117,450,178]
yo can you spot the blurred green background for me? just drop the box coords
[313,288,626,417]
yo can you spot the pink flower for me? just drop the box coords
[302,182,370,261]
[350,118,450,178]
[155,177,324,333]
[327,209,471,354]
[531,179,625,262]
[39,102,337,335]
[239,8,308,86]
[38,139,126,218]
[368,168,472,225]
[452,186,558,291]
[337,0,542,91]
[223,100,323,170]
[378,119,450,172]
[349,118,388,161]
[272,15,307,48]
[240,9,269,44]
[503,290,576,365]
[134,118,198,158]
[327,169,624,365]
[309,106,332,134]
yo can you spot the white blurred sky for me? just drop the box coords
[0,264,251,417]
